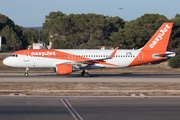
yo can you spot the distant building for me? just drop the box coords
[32,43,46,49]
[0,36,1,50]
[47,42,52,49]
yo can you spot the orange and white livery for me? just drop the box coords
[3,23,175,77]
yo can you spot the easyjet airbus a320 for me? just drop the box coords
[3,23,175,77]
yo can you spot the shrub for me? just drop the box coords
[168,55,180,68]
[1,44,9,52]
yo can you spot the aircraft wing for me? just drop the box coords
[60,47,119,66]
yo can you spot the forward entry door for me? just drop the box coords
[23,51,29,62]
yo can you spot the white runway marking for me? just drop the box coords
[61,99,83,120]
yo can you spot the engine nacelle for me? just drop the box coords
[56,64,79,75]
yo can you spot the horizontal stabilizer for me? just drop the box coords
[152,52,175,59]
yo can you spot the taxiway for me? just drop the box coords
[0,73,179,82]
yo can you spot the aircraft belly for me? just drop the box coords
[18,57,53,68]
[34,58,55,68]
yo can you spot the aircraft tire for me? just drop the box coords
[24,73,29,77]
[83,72,89,77]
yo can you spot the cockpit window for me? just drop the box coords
[10,54,18,57]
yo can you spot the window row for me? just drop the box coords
[30,55,135,58]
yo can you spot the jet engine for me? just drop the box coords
[56,64,79,75]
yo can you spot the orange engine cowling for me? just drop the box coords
[56,64,73,75]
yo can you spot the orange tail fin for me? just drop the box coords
[142,23,173,51]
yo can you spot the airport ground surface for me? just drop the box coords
[0,73,180,82]
[1,60,180,119]
[0,73,180,96]
[1,96,180,120]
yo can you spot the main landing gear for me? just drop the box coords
[81,70,89,77]
[24,68,29,77]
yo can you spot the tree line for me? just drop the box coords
[0,13,48,52]
[43,11,125,49]
[0,12,180,55]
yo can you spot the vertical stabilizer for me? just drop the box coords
[142,23,173,51]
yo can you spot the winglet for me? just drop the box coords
[109,47,119,58]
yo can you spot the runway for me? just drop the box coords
[0,73,180,82]
[0,73,180,120]
[0,96,180,120]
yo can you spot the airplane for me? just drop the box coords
[101,46,105,50]
[3,23,175,77]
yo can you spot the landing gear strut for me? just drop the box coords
[81,70,89,77]
[24,68,29,77]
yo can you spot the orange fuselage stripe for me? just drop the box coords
[13,49,119,67]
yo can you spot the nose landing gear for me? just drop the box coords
[24,68,29,77]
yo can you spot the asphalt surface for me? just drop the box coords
[0,96,180,120]
[0,73,180,82]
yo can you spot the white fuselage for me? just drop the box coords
[3,49,140,69]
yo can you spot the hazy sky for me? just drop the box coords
[0,0,179,27]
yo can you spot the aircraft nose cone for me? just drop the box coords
[3,58,9,66]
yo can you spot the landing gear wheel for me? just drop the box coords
[84,72,89,77]
[82,70,89,77]
[81,71,85,76]
[24,72,29,77]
